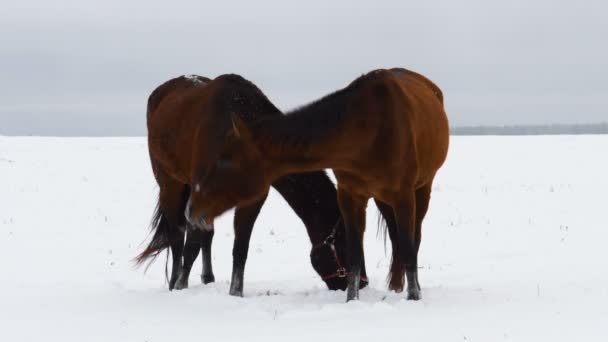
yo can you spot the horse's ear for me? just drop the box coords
[230,113,250,139]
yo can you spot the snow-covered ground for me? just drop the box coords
[1,136,607,341]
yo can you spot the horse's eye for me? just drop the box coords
[217,159,233,169]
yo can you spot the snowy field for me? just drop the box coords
[1,135,607,341]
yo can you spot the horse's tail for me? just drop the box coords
[377,211,405,292]
[134,195,171,273]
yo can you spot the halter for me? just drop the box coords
[311,220,369,283]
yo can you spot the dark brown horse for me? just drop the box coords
[184,68,449,301]
[135,74,369,295]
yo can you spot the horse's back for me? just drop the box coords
[356,68,448,140]
[147,75,211,120]
[388,68,444,104]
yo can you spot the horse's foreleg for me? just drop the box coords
[337,187,368,302]
[229,195,267,297]
[394,190,419,300]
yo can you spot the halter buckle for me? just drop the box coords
[337,267,346,278]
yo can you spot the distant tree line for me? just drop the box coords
[451,122,608,136]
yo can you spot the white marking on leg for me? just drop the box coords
[184,197,192,223]
[200,221,214,232]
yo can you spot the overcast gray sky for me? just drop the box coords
[1,0,606,136]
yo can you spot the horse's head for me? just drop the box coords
[185,114,269,229]
[309,219,370,291]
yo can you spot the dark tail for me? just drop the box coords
[377,210,405,292]
[134,195,171,273]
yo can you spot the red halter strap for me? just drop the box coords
[313,221,369,283]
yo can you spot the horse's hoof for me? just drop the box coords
[406,288,421,301]
[201,274,215,285]
[168,277,178,291]
[174,274,188,290]
[346,285,359,302]
[229,288,243,297]
[346,271,360,301]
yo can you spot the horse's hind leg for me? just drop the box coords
[174,227,199,290]
[413,183,433,291]
[393,189,420,300]
[158,179,189,291]
[168,227,185,290]
[176,228,215,289]
[229,195,267,297]
[374,199,404,292]
[199,229,215,284]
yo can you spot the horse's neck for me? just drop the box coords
[255,116,347,180]
[271,172,340,244]
[262,149,335,182]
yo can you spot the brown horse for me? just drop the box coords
[184,68,449,301]
[135,74,369,295]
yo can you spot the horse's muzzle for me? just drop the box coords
[185,199,214,231]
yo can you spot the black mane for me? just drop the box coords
[251,70,386,150]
